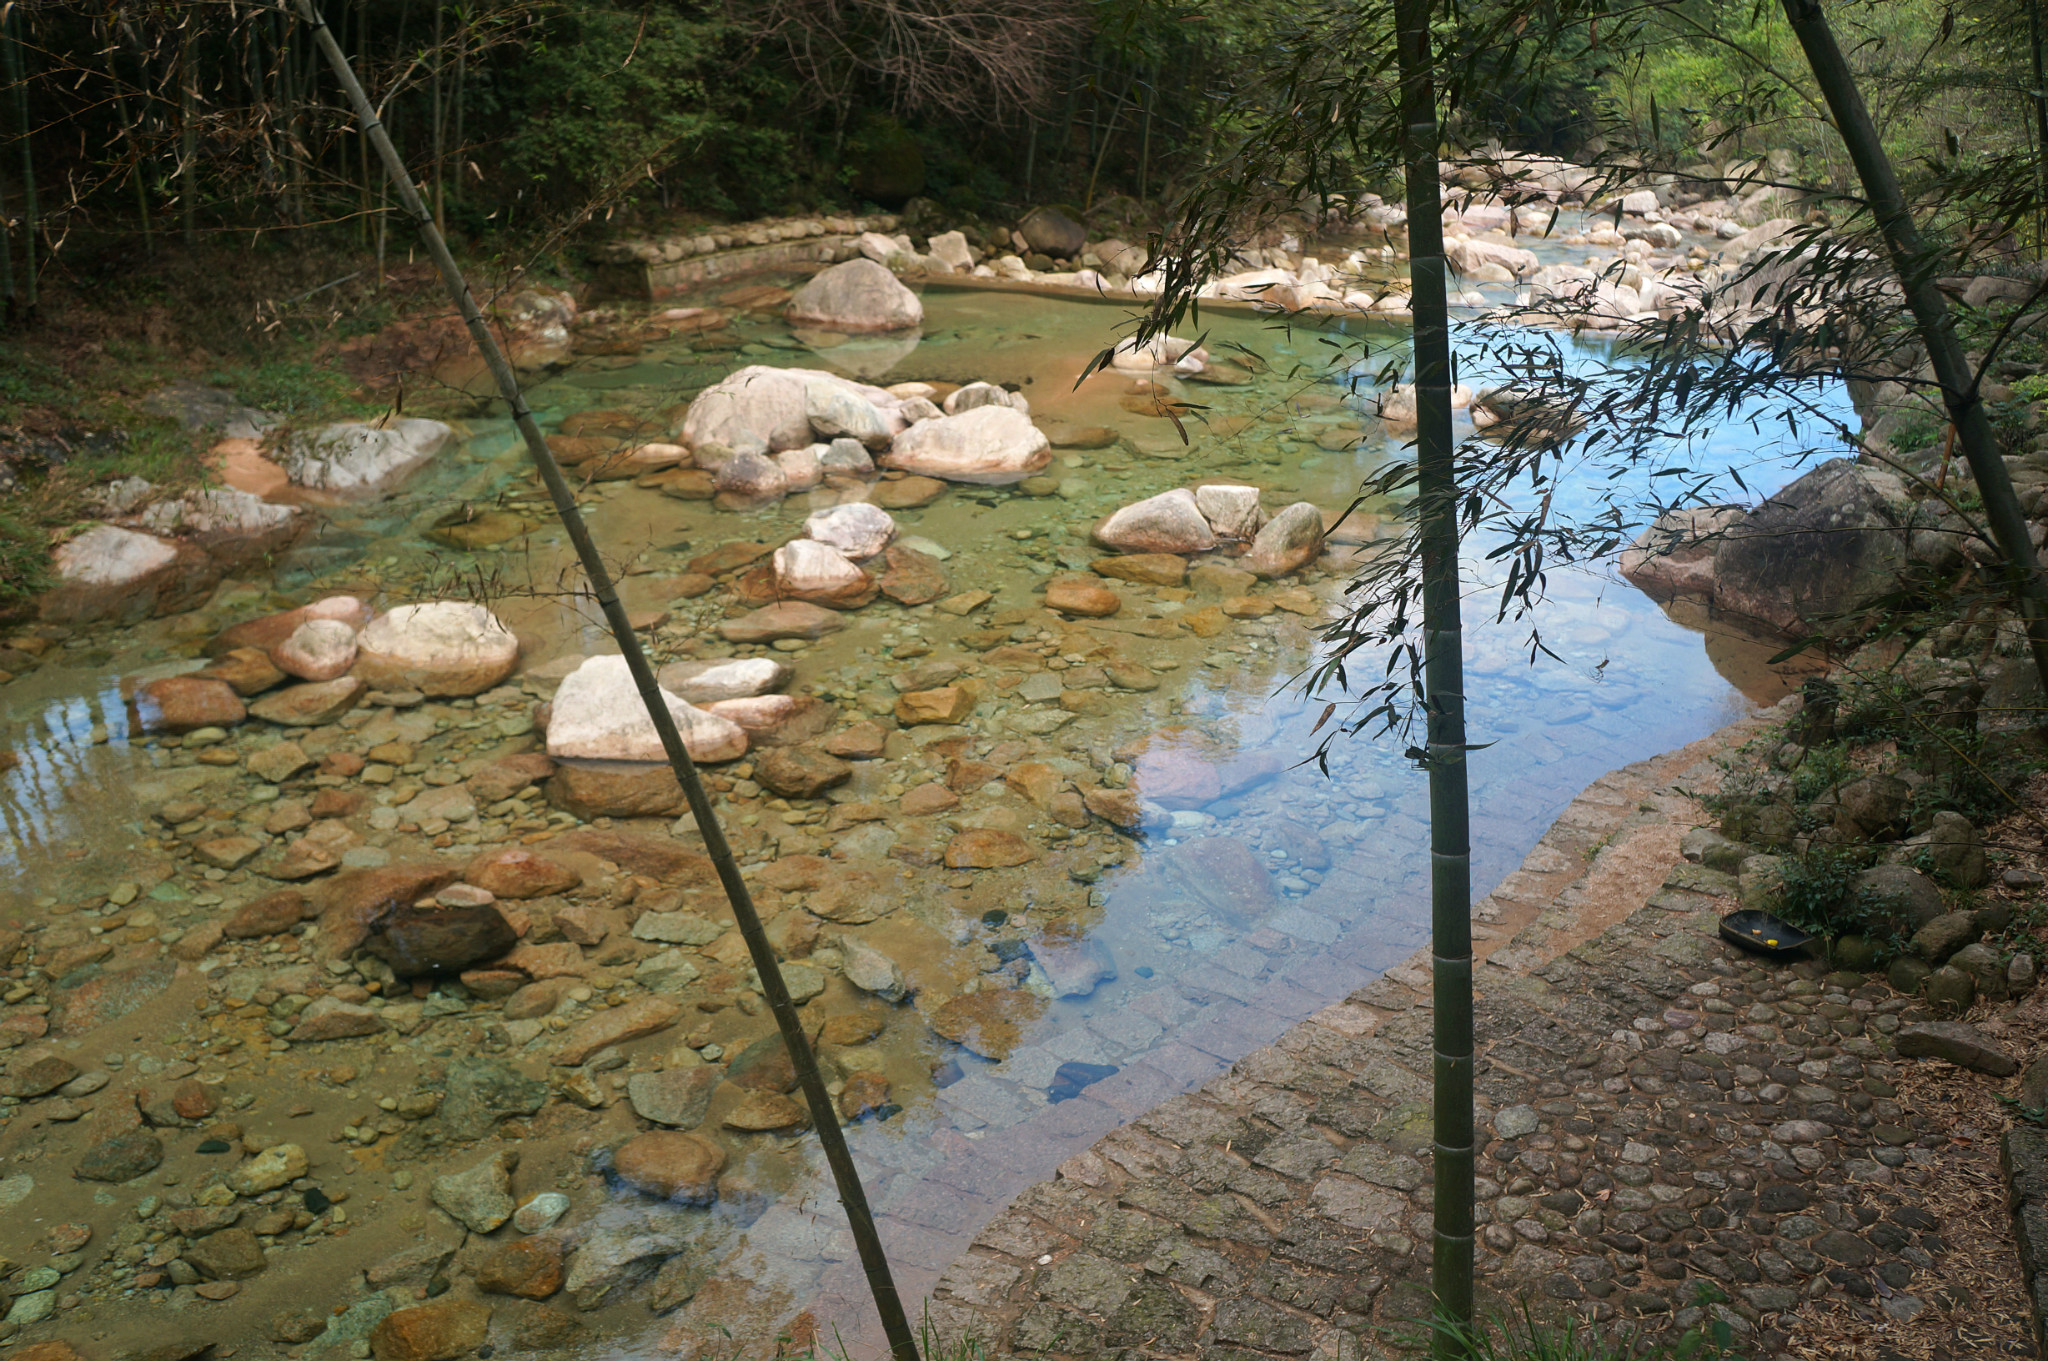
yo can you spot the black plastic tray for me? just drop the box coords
[1718,909,1814,960]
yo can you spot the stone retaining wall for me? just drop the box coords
[588,213,901,300]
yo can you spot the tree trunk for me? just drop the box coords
[5,5,39,308]
[1394,0,1474,1348]
[2030,0,2048,258]
[1780,0,2048,699]
[0,160,15,322]
[431,1,445,233]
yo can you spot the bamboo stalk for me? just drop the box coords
[287,6,922,1358]
[1780,0,2048,700]
[178,20,197,246]
[1395,0,1475,1347]
[0,157,15,321]
[4,4,37,308]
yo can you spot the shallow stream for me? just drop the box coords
[0,257,1851,1356]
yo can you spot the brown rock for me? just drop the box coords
[288,997,387,1042]
[876,544,949,606]
[248,676,367,726]
[1084,787,1143,827]
[552,996,681,1065]
[314,865,461,960]
[370,1299,492,1361]
[545,761,686,820]
[10,1345,85,1361]
[182,1225,267,1280]
[724,1090,807,1131]
[364,906,517,977]
[612,1130,726,1204]
[1189,562,1258,596]
[463,848,581,900]
[1005,762,1063,809]
[137,676,246,734]
[2,1053,80,1098]
[1092,553,1187,586]
[688,540,778,576]
[838,1072,892,1119]
[499,943,588,981]
[943,829,1038,868]
[1184,606,1228,637]
[927,989,1039,1060]
[895,686,975,726]
[753,746,853,799]
[194,835,263,870]
[552,903,615,946]
[823,721,889,759]
[475,1238,565,1300]
[547,829,716,882]
[201,646,287,696]
[945,758,1000,793]
[223,890,312,939]
[759,855,831,891]
[268,839,342,881]
[899,782,960,815]
[808,867,896,924]
[869,475,948,509]
[718,600,847,644]
[1104,661,1158,691]
[467,752,556,803]
[1222,594,1275,618]
[821,1010,887,1046]
[1044,577,1122,617]
[311,788,368,819]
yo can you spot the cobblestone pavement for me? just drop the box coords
[924,702,2028,1361]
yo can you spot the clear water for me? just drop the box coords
[0,262,1853,1355]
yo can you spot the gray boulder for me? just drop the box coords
[785,259,923,333]
[1710,459,1911,636]
[1852,863,1946,934]
[1893,1020,2017,1075]
[1019,206,1087,259]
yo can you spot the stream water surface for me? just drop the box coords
[0,262,1849,1357]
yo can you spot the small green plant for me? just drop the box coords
[1789,740,1850,802]
[204,361,375,422]
[0,510,50,606]
[1393,1299,1737,1361]
[2012,374,2048,403]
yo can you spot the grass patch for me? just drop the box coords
[205,360,379,422]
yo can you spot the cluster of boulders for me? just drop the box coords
[42,489,305,627]
[130,598,521,809]
[539,290,1053,507]
[1090,484,1327,583]
[1681,660,2041,1024]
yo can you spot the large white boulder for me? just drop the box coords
[927,231,976,272]
[1194,485,1265,541]
[805,381,893,447]
[880,406,1052,486]
[352,601,519,696]
[804,502,897,559]
[52,524,179,586]
[547,655,747,764]
[282,418,455,494]
[785,258,923,333]
[681,366,902,458]
[137,487,299,537]
[1094,489,1219,554]
[942,382,1030,416]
